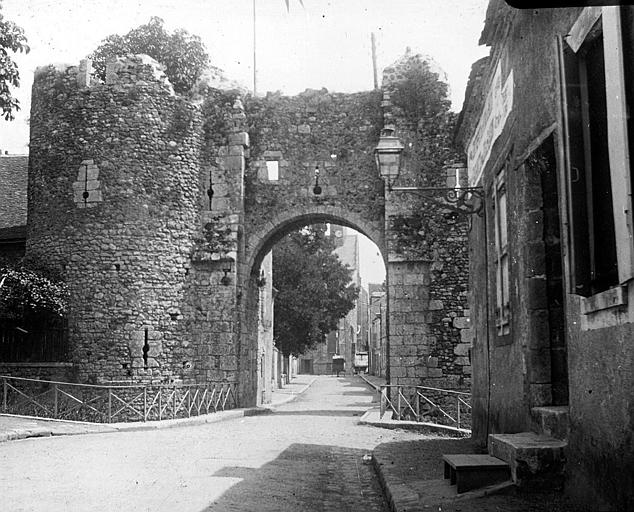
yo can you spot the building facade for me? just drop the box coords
[457,3,634,510]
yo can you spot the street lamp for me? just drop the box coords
[374,125,404,191]
[374,130,485,217]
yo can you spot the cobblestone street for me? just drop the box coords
[0,376,421,511]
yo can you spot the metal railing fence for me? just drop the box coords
[379,384,471,431]
[1,375,237,423]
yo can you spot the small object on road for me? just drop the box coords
[362,454,372,464]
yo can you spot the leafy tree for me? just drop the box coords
[0,2,29,120]
[0,266,69,318]
[88,17,209,94]
[273,226,359,356]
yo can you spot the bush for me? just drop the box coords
[0,266,69,318]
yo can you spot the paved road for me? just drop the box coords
[0,375,421,512]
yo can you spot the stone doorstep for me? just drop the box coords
[442,454,511,493]
[488,432,567,489]
[531,405,569,440]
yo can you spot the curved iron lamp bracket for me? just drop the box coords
[389,186,485,217]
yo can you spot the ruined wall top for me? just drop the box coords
[382,47,449,90]
[34,54,175,96]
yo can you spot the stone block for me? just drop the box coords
[524,241,546,278]
[453,317,470,329]
[460,329,474,343]
[224,155,244,171]
[526,210,544,241]
[530,383,552,407]
[454,356,470,366]
[298,124,311,134]
[528,348,551,383]
[76,166,99,181]
[228,145,245,156]
[527,310,550,349]
[426,356,439,367]
[406,366,426,378]
[403,273,426,285]
[390,366,406,378]
[427,368,443,378]
[74,189,103,203]
[72,180,100,192]
[526,277,547,310]
[229,132,249,146]
[429,300,444,311]
[454,343,471,356]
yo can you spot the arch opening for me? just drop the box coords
[241,213,387,407]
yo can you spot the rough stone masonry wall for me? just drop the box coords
[382,53,472,391]
[243,88,386,265]
[26,56,236,385]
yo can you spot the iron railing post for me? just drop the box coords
[380,386,386,418]
[397,386,402,420]
[173,386,177,419]
[457,396,461,429]
[107,388,112,423]
[53,384,58,418]
[143,387,147,421]
[415,390,420,422]
[158,388,162,420]
[187,387,191,417]
[2,377,7,413]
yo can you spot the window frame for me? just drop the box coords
[492,169,511,339]
[558,6,634,299]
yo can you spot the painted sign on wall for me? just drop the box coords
[467,61,514,186]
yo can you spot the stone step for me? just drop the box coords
[442,454,511,493]
[488,432,566,490]
[531,405,569,440]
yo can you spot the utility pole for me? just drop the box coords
[371,32,379,90]
[253,0,257,96]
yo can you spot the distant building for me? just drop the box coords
[367,285,387,377]
[0,154,28,265]
[299,225,366,375]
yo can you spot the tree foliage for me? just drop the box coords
[88,17,209,94]
[273,227,359,356]
[391,62,451,123]
[0,2,29,120]
[390,59,459,186]
[0,266,69,318]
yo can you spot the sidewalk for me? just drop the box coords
[371,437,577,512]
[0,374,315,444]
[356,374,576,511]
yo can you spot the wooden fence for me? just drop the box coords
[0,316,69,362]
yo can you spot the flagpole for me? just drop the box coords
[253,0,257,96]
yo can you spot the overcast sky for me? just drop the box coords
[0,0,490,285]
[0,0,489,154]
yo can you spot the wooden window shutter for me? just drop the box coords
[557,35,592,296]
[603,7,634,283]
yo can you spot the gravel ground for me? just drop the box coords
[0,375,420,512]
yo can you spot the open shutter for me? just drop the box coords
[603,7,634,283]
[557,36,591,296]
